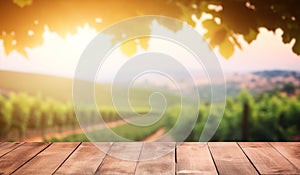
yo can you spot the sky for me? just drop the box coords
[0,18,300,80]
[217,28,300,72]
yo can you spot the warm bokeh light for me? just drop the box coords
[0,20,299,79]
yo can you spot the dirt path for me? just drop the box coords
[25,119,174,142]
[143,128,174,142]
[24,119,128,142]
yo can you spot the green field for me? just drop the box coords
[1,70,300,142]
[0,70,181,141]
[0,70,180,107]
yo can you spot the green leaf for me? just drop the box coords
[139,37,149,50]
[211,28,227,46]
[156,18,183,32]
[282,32,293,44]
[185,16,196,27]
[219,38,234,59]
[12,0,32,8]
[243,28,258,44]
[292,36,300,55]
[176,2,196,27]
[202,19,219,33]
[120,40,137,57]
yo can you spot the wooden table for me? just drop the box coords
[0,142,299,174]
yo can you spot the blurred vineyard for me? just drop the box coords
[0,93,150,141]
[0,89,300,142]
[188,89,300,142]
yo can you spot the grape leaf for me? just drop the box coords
[202,19,219,33]
[292,36,300,55]
[139,37,150,50]
[13,0,32,8]
[243,28,258,44]
[120,40,137,57]
[219,38,234,59]
[282,32,293,44]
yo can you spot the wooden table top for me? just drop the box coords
[0,142,299,175]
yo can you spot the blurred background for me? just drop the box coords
[0,0,299,142]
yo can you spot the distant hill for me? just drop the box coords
[1,70,298,105]
[0,70,180,108]
[253,70,300,79]
[224,70,300,95]
[0,70,74,101]
[194,70,300,100]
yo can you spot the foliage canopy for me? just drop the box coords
[0,0,300,58]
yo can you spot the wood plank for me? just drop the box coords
[13,142,80,175]
[0,142,24,157]
[55,142,112,175]
[270,142,300,169]
[0,141,298,174]
[0,142,50,175]
[135,142,175,175]
[95,142,143,175]
[209,142,258,175]
[239,142,299,174]
[177,142,218,175]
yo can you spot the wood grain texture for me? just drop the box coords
[209,142,258,175]
[270,142,300,169]
[239,142,299,174]
[177,142,218,175]
[0,142,49,175]
[135,142,175,175]
[13,142,80,175]
[55,142,112,175]
[0,142,299,174]
[0,142,24,157]
[95,142,143,175]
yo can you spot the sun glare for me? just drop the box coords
[0,19,299,79]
